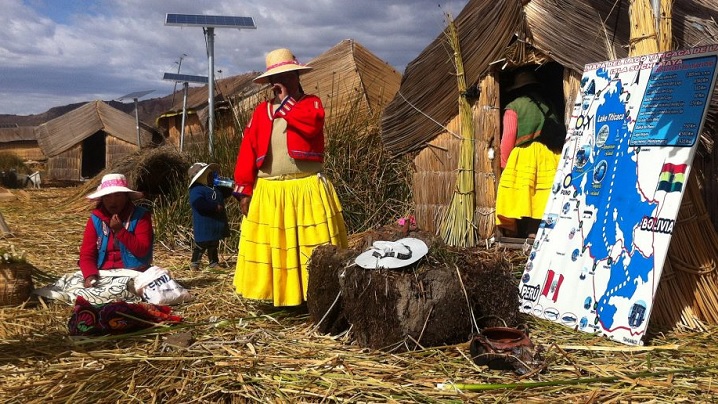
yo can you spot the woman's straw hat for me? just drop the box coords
[354,238,429,269]
[87,173,143,200]
[254,48,312,84]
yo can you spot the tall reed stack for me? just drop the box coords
[438,17,478,248]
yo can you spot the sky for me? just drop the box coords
[0,0,469,116]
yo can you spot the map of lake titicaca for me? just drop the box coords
[518,45,718,345]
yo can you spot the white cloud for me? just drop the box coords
[0,0,467,115]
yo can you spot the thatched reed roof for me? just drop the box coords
[66,145,190,210]
[34,100,155,157]
[381,0,718,155]
[158,72,263,131]
[301,39,401,118]
[0,126,36,143]
[158,40,400,129]
[161,72,262,115]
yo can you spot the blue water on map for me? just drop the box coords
[571,80,657,329]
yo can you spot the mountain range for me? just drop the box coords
[0,94,176,129]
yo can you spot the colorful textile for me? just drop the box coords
[233,174,348,306]
[68,295,182,336]
[33,269,142,305]
[496,141,561,229]
[500,109,519,168]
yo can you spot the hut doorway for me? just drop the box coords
[81,132,106,179]
[499,62,565,119]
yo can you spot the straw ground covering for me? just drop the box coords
[0,187,717,402]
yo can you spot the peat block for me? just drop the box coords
[307,245,355,335]
[307,229,520,351]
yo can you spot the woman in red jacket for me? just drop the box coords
[233,48,348,307]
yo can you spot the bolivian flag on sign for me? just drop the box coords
[656,163,687,193]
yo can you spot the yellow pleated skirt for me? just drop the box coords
[233,173,348,306]
[496,142,561,230]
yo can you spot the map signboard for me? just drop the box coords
[518,45,718,345]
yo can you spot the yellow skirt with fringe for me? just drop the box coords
[233,173,348,306]
[496,142,560,230]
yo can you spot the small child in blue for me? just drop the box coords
[188,162,230,269]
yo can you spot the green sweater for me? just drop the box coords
[506,93,554,147]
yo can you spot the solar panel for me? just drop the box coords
[165,14,256,29]
[163,72,209,84]
[118,90,155,101]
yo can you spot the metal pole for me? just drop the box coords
[172,54,186,107]
[207,27,215,157]
[134,97,141,148]
[180,81,189,152]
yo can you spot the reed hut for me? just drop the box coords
[0,126,44,162]
[382,0,718,238]
[34,100,158,182]
[226,39,400,138]
[380,0,718,331]
[156,72,263,151]
[300,39,401,126]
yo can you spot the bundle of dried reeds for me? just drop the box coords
[629,0,659,55]
[65,145,190,213]
[438,17,477,248]
[658,0,673,51]
[472,72,500,240]
[411,121,461,235]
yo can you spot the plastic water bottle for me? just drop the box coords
[213,176,235,188]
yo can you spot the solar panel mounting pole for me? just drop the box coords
[162,72,209,153]
[118,90,155,150]
[206,27,216,156]
[165,13,256,157]
[171,53,187,107]
[133,97,141,147]
[180,82,188,152]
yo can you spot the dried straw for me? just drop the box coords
[629,0,659,55]
[438,16,478,248]
[473,71,500,241]
[2,188,718,402]
[658,0,673,51]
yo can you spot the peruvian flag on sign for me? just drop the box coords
[541,269,564,303]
